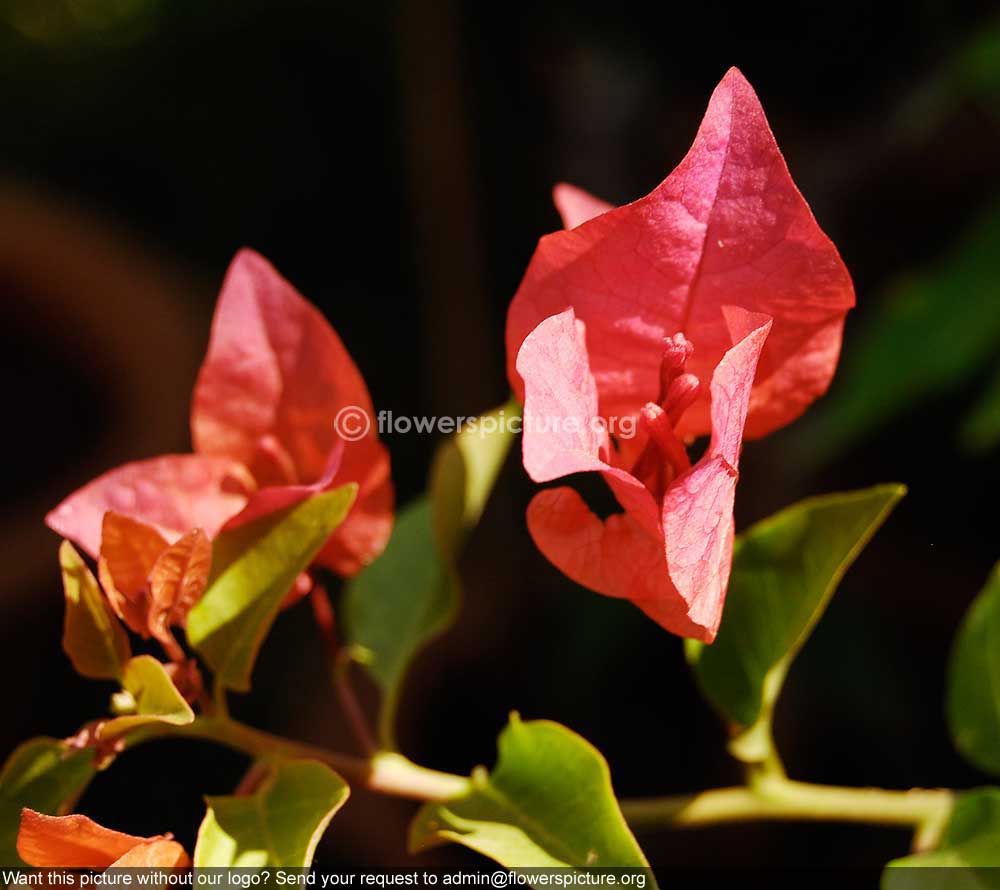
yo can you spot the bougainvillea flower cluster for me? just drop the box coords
[47,249,393,584]
[506,68,854,640]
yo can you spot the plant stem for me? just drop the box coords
[127,715,954,846]
[620,777,954,841]
[128,716,470,802]
[310,584,378,756]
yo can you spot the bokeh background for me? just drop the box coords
[2,0,999,878]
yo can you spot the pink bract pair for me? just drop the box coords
[49,67,853,644]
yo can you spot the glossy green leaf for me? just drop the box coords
[0,738,95,866]
[188,485,357,691]
[410,715,653,875]
[59,540,131,681]
[193,759,349,867]
[97,655,194,739]
[793,207,1000,465]
[884,788,1000,887]
[688,484,904,763]
[344,402,517,748]
[948,563,1000,775]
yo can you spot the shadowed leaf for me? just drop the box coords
[688,485,904,763]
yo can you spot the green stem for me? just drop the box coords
[126,718,954,847]
[621,777,954,842]
[128,716,470,802]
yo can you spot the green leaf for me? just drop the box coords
[188,485,358,691]
[97,655,194,739]
[410,715,653,875]
[688,484,905,763]
[431,399,520,560]
[344,401,517,748]
[344,499,458,747]
[793,206,1000,465]
[0,738,95,866]
[59,540,131,681]
[193,759,349,867]
[884,789,1000,887]
[947,563,1000,775]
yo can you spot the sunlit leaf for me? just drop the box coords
[884,788,1000,886]
[948,563,1000,775]
[688,485,904,763]
[410,715,653,875]
[193,759,348,867]
[0,738,95,866]
[59,541,130,681]
[97,655,194,739]
[344,403,517,748]
[188,485,357,691]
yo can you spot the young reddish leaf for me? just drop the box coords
[96,512,167,637]
[99,512,168,599]
[147,528,212,640]
[191,249,393,574]
[506,67,853,441]
[47,455,248,560]
[17,810,187,869]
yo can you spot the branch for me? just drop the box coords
[125,717,955,848]
[621,778,954,847]
[126,716,469,802]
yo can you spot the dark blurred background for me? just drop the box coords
[2,0,999,877]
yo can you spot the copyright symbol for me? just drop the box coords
[334,405,371,442]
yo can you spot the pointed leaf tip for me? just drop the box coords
[410,717,652,876]
[690,484,904,760]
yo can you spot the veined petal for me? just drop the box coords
[506,67,852,440]
[662,312,772,640]
[191,249,394,574]
[526,488,706,639]
[223,438,345,531]
[516,308,609,483]
[516,308,660,533]
[47,455,248,559]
